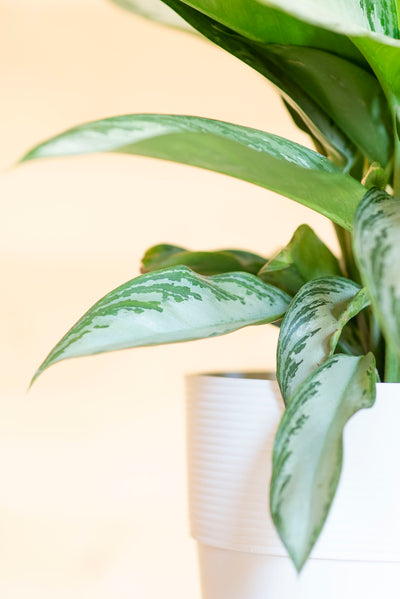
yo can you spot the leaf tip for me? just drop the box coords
[28,366,44,390]
[18,149,37,165]
[291,549,308,574]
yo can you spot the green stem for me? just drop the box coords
[384,102,400,381]
[385,342,400,382]
[368,310,385,379]
[333,152,365,284]
[333,224,361,284]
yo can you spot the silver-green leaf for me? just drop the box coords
[257,0,399,37]
[353,187,400,358]
[21,114,365,230]
[271,352,377,571]
[277,277,370,403]
[32,266,290,383]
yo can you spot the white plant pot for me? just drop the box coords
[186,373,400,599]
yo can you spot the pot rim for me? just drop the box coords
[186,371,276,380]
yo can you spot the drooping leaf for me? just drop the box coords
[141,244,267,275]
[21,114,365,230]
[109,0,194,31]
[162,0,358,169]
[353,187,400,358]
[32,266,290,383]
[271,352,377,572]
[165,1,392,166]
[277,277,370,402]
[172,0,368,65]
[265,45,392,166]
[258,225,342,295]
[252,0,400,111]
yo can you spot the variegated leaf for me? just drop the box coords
[21,114,365,230]
[32,266,290,383]
[353,188,400,358]
[271,353,377,571]
[277,277,370,403]
[257,0,399,37]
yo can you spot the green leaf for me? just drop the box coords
[354,36,400,115]
[220,249,267,274]
[32,266,290,383]
[277,277,370,403]
[353,187,400,358]
[162,0,358,169]
[109,0,193,31]
[173,0,368,64]
[258,225,342,295]
[271,352,377,572]
[266,45,392,166]
[141,244,186,272]
[141,244,267,275]
[21,114,365,230]
[143,249,254,275]
[252,0,400,111]
[165,1,392,166]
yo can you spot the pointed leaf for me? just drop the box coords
[33,266,290,382]
[277,277,370,402]
[353,187,400,357]
[258,225,342,295]
[271,353,377,571]
[21,114,365,230]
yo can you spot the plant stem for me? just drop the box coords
[384,102,400,381]
[385,342,400,382]
[333,224,361,284]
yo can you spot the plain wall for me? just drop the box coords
[0,1,337,597]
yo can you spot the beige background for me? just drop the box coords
[0,1,337,597]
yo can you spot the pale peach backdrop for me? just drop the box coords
[0,1,337,597]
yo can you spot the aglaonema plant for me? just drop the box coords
[20,0,400,571]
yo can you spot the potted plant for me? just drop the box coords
[20,0,400,595]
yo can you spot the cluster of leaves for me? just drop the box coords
[23,0,400,571]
